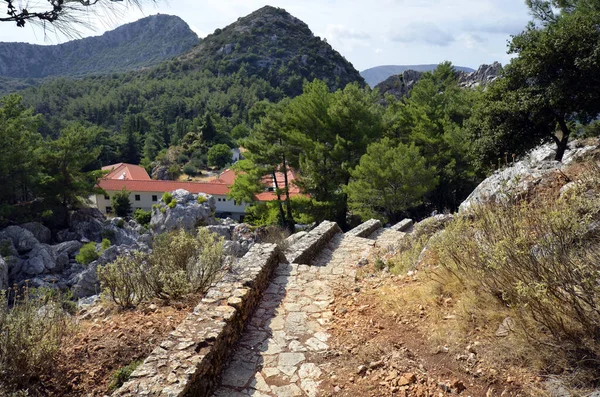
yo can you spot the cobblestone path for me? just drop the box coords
[212,233,376,397]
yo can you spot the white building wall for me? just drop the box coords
[94,191,249,220]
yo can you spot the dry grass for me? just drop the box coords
[377,160,600,394]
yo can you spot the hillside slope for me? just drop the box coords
[361,64,475,87]
[0,14,198,79]
[16,6,364,164]
[167,5,364,94]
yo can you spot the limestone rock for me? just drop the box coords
[151,190,216,234]
[0,226,39,253]
[459,140,598,213]
[206,225,232,240]
[53,240,83,258]
[21,222,52,244]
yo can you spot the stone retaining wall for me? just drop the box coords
[391,218,413,232]
[113,243,285,397]
[346,219,382,238]
[285,220,342,264]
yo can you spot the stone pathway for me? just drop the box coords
[212,233,376,397]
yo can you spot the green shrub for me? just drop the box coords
[183,163,198,176]
[197,195,207,204]
[111,188,132,218]
[167,199,177,209]
[176,154,190,164]
[133,208,151,226]
[162,192,173,205]
[107,360,142,392]
[97,252,147,308]
[116,218,125,228]
[0,287,70,391]
[101,238,111,250]
[75,242,99,265]
[160,207,166,214]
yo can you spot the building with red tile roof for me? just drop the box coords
[92,163,304,220]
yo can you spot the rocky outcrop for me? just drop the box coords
[0,226,39,253]
[21,222,52,244]
[151,190,216,234]
[375,62,502,100]
[459,140,598,212]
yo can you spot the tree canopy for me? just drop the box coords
[469,0,600,165]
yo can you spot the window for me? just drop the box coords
[135,194,141,201]
[218,198,222,202]
[104,195,110,200]
[106,206,113,214]
[152,195,158,202]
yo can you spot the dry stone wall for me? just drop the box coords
[113,243,284,397]
[390,218,413,232]
[113,219,343,397]
[346,219,382,238]
[285,221,342,264]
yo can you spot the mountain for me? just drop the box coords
[0,14,198,82]
[361,64,475,87]
[375,62,502,100]
[15,6,364,164]
[164,5,363,95]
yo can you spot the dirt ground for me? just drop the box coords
[39,295,200,397]
[317,268,545,397]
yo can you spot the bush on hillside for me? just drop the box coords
[133,208,151,226]
[108,360,142,392]
[75,242,100,265]
[98,252,147,308]
[0,287,70,391]
[432,162,600,360]
[161,191,173,205]
[99,229,225,307]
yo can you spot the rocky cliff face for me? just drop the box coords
[375,62,502,100]
[0,14,198,79]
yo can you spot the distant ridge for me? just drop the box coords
[361,64,475,87]
[0,14,199,79]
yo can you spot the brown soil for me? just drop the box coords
[318,269,545,397]
[39,295,200,397]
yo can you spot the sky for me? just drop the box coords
[0,0,533,71]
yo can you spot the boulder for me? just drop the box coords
[55,229,80,243]
[151,165,170,180]
[21,222,52,244]
[223,240,249,258]
[0,226,39,253]
[0,257,8,290]
[206,225,232,240]
[23,243,56,275]
[413,214,454,239]
[70,208,106,242]
[151,190,216,234]
[103,218,140,246]
[70,244,134,298]
[53,240,83,258]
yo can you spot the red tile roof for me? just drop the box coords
[99,163,305,202]
[102,163,151,181]
[98,179,229,195]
